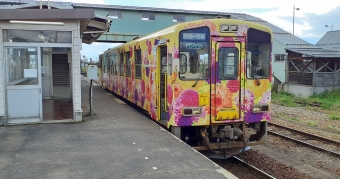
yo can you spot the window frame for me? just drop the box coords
[125,52,131,77]
[246,28,271,79]
[202,16,213,19]
[178,26,210,80]
[179,54,187,74]
[217,47,239,80]
[107,53,112,74]
[119,53,124,76]
[173,14,186,22]
[141,12,156,21]
[108,11,123,19]
[274,54,286,62]
[135,49,142,79]
[113,52,118,75]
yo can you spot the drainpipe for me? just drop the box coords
[283,53,289,92]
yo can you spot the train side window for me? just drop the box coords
[103,55,107,73]
[135,49,142,79]
[109,54,113,74]
[113,52,118,75]
[119,53,124,76]
[111,53,117,75]
[179,54,187,74]
[107,54,111,74]
[125,52,131,77]
[168,53,172,76]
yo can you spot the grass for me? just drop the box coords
[330,114,340,120]
[327,126,340,133]
[289,117,299,122]
[272,89,340,116]
[307,120,317,127]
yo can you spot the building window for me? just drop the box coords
[173,14,186,22]
[275,54,286,62]
[119,53,124,76]
[108,11,123,19]
[3,30,72,43]
[125,52,131,77]
[141,13,155,21]
[135,50,142,78]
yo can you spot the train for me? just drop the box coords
[97,19,272,158]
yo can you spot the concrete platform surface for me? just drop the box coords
[0,77,237,179]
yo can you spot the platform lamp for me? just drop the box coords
[293,5,300,35]
[325,24,333,31]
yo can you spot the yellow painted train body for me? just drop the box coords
[98,19,272,157]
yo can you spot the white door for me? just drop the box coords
[6,47,42,123]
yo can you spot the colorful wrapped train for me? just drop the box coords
[98,19,272,158]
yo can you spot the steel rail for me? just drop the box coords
[232,156,276,179]
[268,123,340,158]
[268,122,340,145]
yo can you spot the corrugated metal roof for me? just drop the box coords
[316,30,340,45]
[0,1,73,9]
[73,3,244,16]
[286,48,340,58]
[274,34,314,46]
[316,44,340,51]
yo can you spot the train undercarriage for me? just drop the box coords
[170,122,267,159]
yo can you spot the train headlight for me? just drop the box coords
[252,104,269,113]
[182,107,202,116]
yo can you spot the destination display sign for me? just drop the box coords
[182,33,206,40]
[186,43,203,49]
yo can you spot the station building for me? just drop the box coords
[0,1,110,124]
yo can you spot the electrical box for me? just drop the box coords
[87,65,98,80]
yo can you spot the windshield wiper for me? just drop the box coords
[192,72,203,87]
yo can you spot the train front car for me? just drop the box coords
[165,19,272,158]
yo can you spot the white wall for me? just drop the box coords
[286,84,340,98]
[72,20,82,121]
[272,39,287,84]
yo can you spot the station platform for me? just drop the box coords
[0,77,238,179]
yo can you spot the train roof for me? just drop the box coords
[105,19,272,51]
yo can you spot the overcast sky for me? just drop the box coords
[61,0,340,61]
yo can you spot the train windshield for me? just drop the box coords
[179,27,210,80]
[246,28,271,79]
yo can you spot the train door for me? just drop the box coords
[98,55,103,87]
[157,45,168,124]
[211,41,241,123]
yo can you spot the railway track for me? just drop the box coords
[268,122,340,158]
[230,157,276,179]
